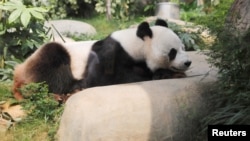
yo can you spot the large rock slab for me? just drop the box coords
[57,51,217,141]
[45,20,97,43]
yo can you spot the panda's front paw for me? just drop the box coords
[152,69,186,80]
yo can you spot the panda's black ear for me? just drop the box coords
[136,22,153,40]
[155,19,168,28]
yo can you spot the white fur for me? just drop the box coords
[169,48,190,71]
[111,28,145,61]
[111,25,191,72]
[150,26,191,71]
[64,41,97,80]
[24,41,97,80]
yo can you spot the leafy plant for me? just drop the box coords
[0,0,48,58]
[85,0,137,20]
[35,0,95,19]
[1,82,63,141]
[193,0,234,33]
[168,22,204,51]
[0,60,19,82]
[20,82,63,122]
[180,6,206,22]
[0,0,49,80]
[143,1,157,15]
[203,28,250,125]
[0,0,47,27]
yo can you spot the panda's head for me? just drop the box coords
[146,19,191,72]
[111,19,191,72]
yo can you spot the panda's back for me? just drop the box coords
[110,28,145,61]
[64,41,97,80]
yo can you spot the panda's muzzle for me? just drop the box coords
[170,61,192,72]
[184,61,192,67]
[170,67,187,72]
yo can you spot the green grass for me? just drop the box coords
[0,82,61,141]
[2,120,51,141]
[0,82,13,101]
[69,15,143,41]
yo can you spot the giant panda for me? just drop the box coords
[12,19,191,101]
[86,19,191,87]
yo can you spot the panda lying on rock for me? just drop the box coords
[13,19,191,101]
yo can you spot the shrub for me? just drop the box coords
[0,0,49,81]
[84,0,137,20]
[20,82,62,121]
[16,82,63,140]
[40,0,95,19]
[168,22,204,51]
[194,0,234,33]
[0,0,49,60]
[197,1,250,126]
[204,29,250,125]
[0,60,19,82]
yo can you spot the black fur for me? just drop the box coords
[136,22,153,40]
[89,36,153,87]
[87,22,184,87]
[27,42,91,95]
[155,19,168,27]
[23,21,182,96]
[89,36,183,87]
[169,48,177,61]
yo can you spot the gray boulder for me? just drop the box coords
[45,20,97,43]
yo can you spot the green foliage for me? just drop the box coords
[19,82,63,140]
[0,82,62,140]
[0,1,46,27]
[35,0,95,19]
[143,1,157,15]
[0,0,49,81]
[0,82,12,100]
[203,29,250,125]
[180,6,206,22]
[168,22,204,51]
[5,119,52,141]
[85,0,136,20]
[0,60,19,82]
[178,0,234,32]
[72,15,141,40]
[194,0,234,32]
[20,82,62,121]
[192,0,250,126]
[0,0,49,61]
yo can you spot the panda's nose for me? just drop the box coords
[184,61,192,67]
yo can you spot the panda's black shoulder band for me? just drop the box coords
[155,19,168,28]
[136,22,153,40]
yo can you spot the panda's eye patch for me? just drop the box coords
[168,48,177,61]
